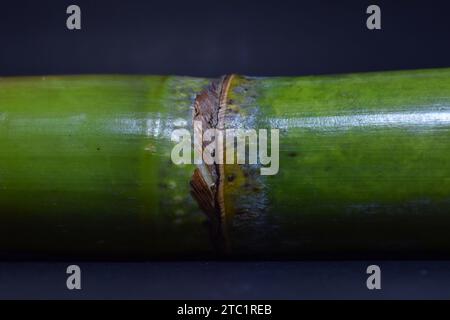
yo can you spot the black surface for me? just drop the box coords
[1,262,450,299]
[0,0,449,77]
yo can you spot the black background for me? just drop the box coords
[0,0,449,77]
[1,0,450,300]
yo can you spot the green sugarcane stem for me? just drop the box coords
[0,69,449,259]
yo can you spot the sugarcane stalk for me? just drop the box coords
[0,69,450,259]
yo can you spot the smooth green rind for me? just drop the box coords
[227,69,450,257]
[0,75,213,258]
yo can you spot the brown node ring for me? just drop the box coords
[189,74,235,253]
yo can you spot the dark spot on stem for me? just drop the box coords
[288,151,298,157]
[158,182,168,189]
